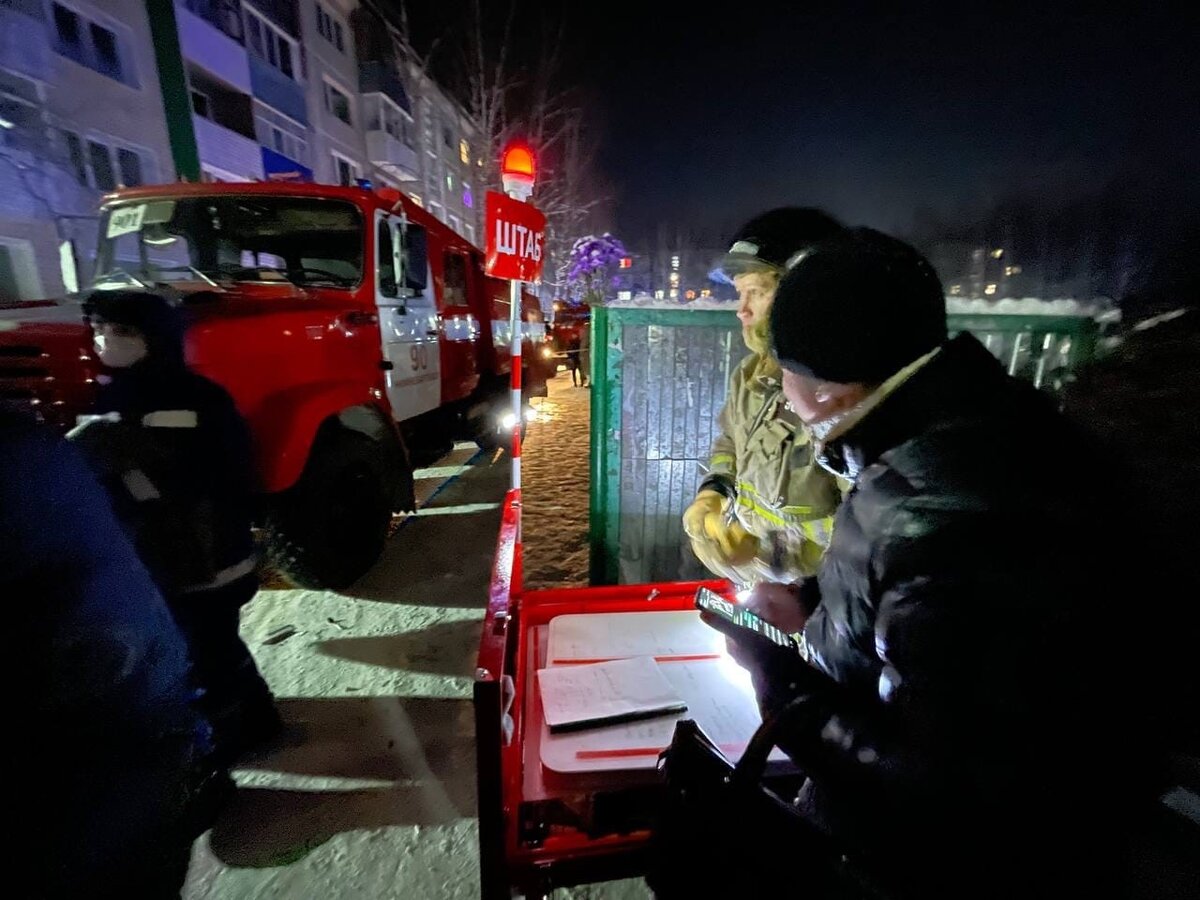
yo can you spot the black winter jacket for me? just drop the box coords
[1,408,213,887]
[768,335,1165,896]
[73,356,257,598]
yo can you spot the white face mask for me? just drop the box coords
[94,332,148,369]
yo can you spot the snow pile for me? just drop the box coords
[946,297,1100,317]
[606,293,737,310]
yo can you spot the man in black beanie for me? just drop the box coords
[729,228,1166,896]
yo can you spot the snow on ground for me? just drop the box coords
[185,373,648,899]
[522,373,592,590]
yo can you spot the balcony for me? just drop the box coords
[176,0,251,93]
[248,55,307,124]
[359,61,411,115]
[365,130,419,181]
[192,114,264,180]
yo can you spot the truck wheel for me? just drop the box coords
[265,429,396,590]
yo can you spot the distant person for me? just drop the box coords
[3,405,228,896]
[71,290,278,763]
[730,228,1166,897]
[566,334,582,386]
[577,317,591,387]
[682,208,844,589]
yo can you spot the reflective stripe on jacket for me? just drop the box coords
[700,352,845,583]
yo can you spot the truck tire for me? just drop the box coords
[264,428,396,590]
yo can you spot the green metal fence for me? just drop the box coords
[588,304,1099,586]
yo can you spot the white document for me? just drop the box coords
[546,610,725,665]
[539,656,785,773]
[537,656,687,732]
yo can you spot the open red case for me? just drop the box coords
[473,491,730,898]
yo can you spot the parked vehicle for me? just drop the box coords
[0,182,548,588]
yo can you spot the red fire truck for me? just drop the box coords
[0,181,550,588]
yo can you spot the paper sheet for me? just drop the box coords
[536,656,686,731]
[539,656,785,773]
[546,610,725,665]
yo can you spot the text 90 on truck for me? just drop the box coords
[0,182,555,589]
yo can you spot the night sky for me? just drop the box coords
[410,1,1198,244]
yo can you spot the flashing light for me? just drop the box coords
[501,142,536,198]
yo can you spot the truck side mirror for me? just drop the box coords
[59,240,79,295]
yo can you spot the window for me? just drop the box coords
[459,139,470,165]
[117,148,143,187]
[325,80,352,126]
[423,106,436,155]
[377,219,397,297]
[190,89,210,118]
[464,223,475,244]
[88,140,116,191]
[442,126,453,149]
[332,153,356,186]
[409,194,422,208]
[51,3,133,84]
[255,111,308,165]
[63,130,148,190]
[244,5,296,79]
[90,23,121,79]
[443,252,467,303]
[94,196,364,288]
[448,214,461,236]
[52,4,81,49]
[316,4,345,51]
[63,132,87,185]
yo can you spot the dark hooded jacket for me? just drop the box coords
[72,291,256,597]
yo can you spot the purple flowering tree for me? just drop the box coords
[566,233,628,305]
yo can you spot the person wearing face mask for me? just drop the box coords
[72,290,279,764]
[726,228,1170,897]
[682,208,845,590]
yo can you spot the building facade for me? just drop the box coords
[0,0,486,301]
[1,0,176,299]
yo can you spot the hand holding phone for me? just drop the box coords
[694,586,799,653]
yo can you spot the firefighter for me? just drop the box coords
[682,208,845,589]
[72,290,279,763]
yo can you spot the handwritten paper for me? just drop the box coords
[547,610,725,664]
[536,656,686,732]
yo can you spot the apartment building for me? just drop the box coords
[0,0,175,298]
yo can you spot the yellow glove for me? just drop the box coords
[701,512,759,567]
[683,490,724,540]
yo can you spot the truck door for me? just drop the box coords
[375,212,440,423]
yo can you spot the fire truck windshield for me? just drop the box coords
[92,196,364,289]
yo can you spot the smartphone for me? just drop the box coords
[694,586,799,653]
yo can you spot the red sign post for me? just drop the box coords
[485,191,546,282]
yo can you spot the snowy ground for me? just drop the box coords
[184,373,648,899]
